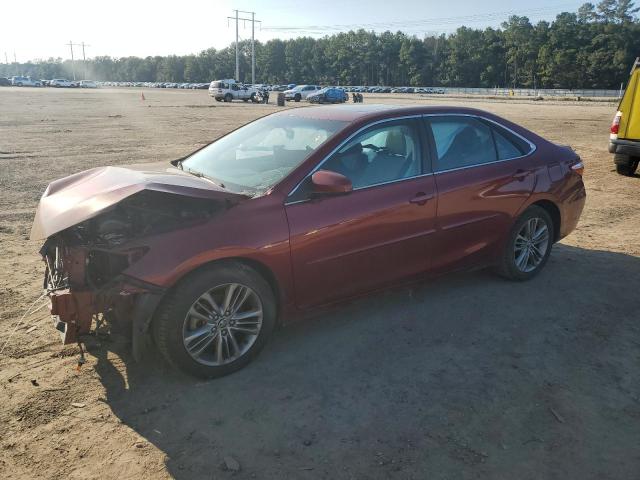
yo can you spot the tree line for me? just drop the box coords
[2,0,639,89]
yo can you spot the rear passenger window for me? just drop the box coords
[428,117,497,171]
[493,128,526,159]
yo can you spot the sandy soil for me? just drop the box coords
[0,88,639,480]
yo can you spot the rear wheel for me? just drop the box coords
[614,154,639,176]
[497,206,554,281]
[153,261,277,378]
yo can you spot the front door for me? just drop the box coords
[285,118,438,308]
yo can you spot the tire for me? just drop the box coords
[294,94,301,102]
[153,261,277,378]
[215,98,222,102]
[496,206,554,281]
[17,82,22,87]
[614,154,639,176]
[224,93,232,103]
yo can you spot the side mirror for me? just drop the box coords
[311,170,352,196]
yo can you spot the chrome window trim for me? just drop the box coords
[284,112,538,206]
[422,113,537,174]
[285,114,424,202]
[284,172,435,206]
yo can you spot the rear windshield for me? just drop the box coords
[212,81,228,89]
[182,115,347,195]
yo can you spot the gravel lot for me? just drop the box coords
[0,87,639,480]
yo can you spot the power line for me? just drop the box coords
[262,2,583,33]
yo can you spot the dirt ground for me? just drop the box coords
[0,88,639,480]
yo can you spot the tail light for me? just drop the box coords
[570,160,584,176]
[610,111,622,136]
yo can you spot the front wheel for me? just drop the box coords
[224,93,232,103]
[153,261,276,378]
[497,206,554,281]
[294,94,301,102]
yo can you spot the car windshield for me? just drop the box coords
[181,115,347,195]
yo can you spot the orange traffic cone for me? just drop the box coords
[141,91,145,101]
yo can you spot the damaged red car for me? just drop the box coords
[31,105,586,378]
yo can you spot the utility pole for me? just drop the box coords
[227,10,261,83]
[251,11,255,84]
[66,41,76,80]
[81,42,90,80]
[235,10,239,80]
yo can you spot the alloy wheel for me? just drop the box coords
[514,217,550,273]
[182,283,263,366]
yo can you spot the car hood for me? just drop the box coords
[31,161,247,240]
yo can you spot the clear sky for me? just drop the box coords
[1,0,585,62]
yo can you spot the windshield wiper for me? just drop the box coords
[183,166,226,189]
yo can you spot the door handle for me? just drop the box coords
[409,192,433,205]
[513,169,529,181]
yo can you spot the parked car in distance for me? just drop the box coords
[308,87,348,104]
[208,79,258,102]
[11,76,41,87]
[0,77,11,86]
[284,85,322,102]
[609,57,640,176]
[50,79,75,88]
[79,80,98,88]
[32,104,586,379]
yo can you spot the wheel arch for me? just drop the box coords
[529,199,561,242]
[152,255,284,325]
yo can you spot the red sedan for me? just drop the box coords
[31,105,586,377]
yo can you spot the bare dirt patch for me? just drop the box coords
[0,88,638,479]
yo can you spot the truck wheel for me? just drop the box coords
[294,93,301,102]
[153,261,277,378]
[614,154,639,176]
[224,93,232,103]
[215,98,222,102]
[250,93,257,103]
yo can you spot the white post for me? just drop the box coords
[251,11,255,85]
[235,10,239,81]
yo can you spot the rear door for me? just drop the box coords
[424,115,538,272]
[285,118,437,308]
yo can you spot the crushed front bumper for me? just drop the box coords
[41,240,166,359]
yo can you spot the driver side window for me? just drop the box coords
[323,120,423,189]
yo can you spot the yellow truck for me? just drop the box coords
[609,57,640,176]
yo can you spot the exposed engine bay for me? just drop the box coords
[39,190,224,346]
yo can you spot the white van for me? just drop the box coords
[208,79,258,102]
